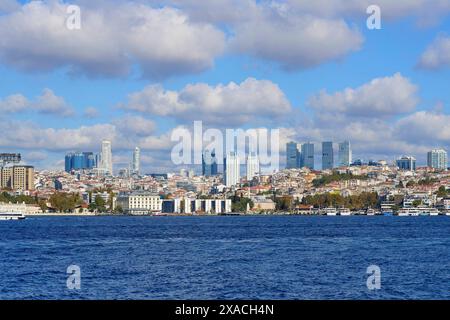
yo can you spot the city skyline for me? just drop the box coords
[1,1,450,173]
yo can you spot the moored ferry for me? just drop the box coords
[323,207,337,216]
[338,208,352,216]
[0,212,26,220]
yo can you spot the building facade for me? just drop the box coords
[224,152,240,187]
[0,165,34,190]
[246,152,260,181]
[132,147,140,175]
[427,149,448,170]
[286,142,299,169]
[202,149,218,176]
[301,143,315,169]
[65,152,96,172]
[116,192,162,214]
[338,141,352,167]
[397,156,417,171]
[322,141,334,170]
[100,140,113,175]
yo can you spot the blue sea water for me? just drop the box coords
[0,216,449,300]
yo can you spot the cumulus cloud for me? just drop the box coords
[308,73,419,119]
[0,1,225,79]
[120,78,293,125]
[229,8,363,70]
[418,35,450,70]
[0,88,74,116]
[112,115,157,137]
[0,0,19,13]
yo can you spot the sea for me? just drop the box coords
[0,216,449,299]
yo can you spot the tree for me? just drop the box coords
[437,186,448,197]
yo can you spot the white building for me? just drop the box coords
[162,198,232,214]
[116,191,162,215]
[100,140,113,175]
[132,147,140,175]
[246,153,260,181]
[225,152,240,187]
[427,149,448,170]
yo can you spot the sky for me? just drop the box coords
[1,0,450,173]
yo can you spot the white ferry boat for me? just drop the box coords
[0,212,26,220]
[398,208,420,216]
[366,208,376,216]
[324,207,337,216]
[338,208,352,216]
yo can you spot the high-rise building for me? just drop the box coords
[224,152,240,187]
[132,147,140,175]
[301,143,315,169]
[286,142,299,169]
[396,156,416,171]
[202,149,218,176]
[246,152,260,181]
[65,152,95,172]
[338,141,352,167]
[0,165,34,190]
[100,140,113,175]
[427,149,448,170]
[322,141,334,170]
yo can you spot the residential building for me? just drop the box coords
[0,165,34,190]
[224,152,240,187]
[246,152,260,181]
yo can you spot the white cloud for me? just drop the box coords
[0,93,29,113]
[113,115,157,137]
[308,73,419,119]
[34,88,74,116]
[121,78,293,125]
[229,8,363,70]
[418,35,450,70]
[0,1,225,79]
[0,0,19,13]
[0,88,74,116]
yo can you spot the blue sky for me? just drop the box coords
[1,0,450,172]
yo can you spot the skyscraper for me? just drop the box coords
[396,156,416,171]
[65,152,95,172]
[246,152,260,181]
[338,141,352,167]
[100,140,113,175]
[132,147,140,175]
[301,143,315,169]
[427,149,448,170]
[202,149,218,176]
[286,142,299,169]
[224,152,240,187]
[322,141,334,170]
